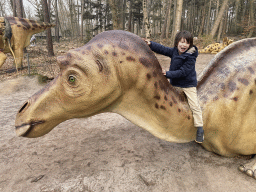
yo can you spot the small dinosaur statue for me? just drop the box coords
[2,17,16,69]
[15,30,256,179]
[199,37,234,54]
[0,17,55,70]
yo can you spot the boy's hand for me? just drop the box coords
[143,38,151,46]
[162,69,166,76]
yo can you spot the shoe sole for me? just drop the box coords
[195,136,204,143]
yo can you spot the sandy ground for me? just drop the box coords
[1,53,256,192]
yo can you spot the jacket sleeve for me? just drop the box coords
[150,41,174,57]
[165,56,196,79]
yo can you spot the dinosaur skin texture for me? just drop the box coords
[0,17,55,70]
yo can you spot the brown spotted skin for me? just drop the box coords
[15,31,256,178]
[197,37,256,157]
[0,17,55,69]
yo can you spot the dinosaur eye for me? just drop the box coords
[68,75,76,83]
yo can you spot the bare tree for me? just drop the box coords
[247,0,255,38]
[205,0,212,35]
[0,1,6,16]
[80,0,84,40]
[127,0,132,32]
[210,0,229,38]
[6,0,254,42]
[198,0,207,37]
[12,0,17,17]
[171,0,183,44]
[161,0,172,39]
[109,0,118,29]
[55,0,60,42]
[42,0,54,56]
[143,0,150,38]
[16,0,24,17]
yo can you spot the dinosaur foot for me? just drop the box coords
[238,165,256,179]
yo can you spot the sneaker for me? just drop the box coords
[195,127,204,143]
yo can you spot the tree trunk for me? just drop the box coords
[171,0,183,44]
[122,0,126,30]
[234,0,240,33]
[198,0,207,36]
[16,0,24,17]
[161,0,172,39]
[166,0,173,38]
[206,0,212,35]
[55,0,60,42]
[69,0,74,38]
[210,0,229,38]
[0,2,6,17]
[80,0,84,40]
[247,0,255,38]
[127,0,132,32]
[217,19,223,42]
[143,0,150,38]
[42,0,54,56]
[109,0,119,29]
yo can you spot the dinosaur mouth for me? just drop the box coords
[15,121,45,137]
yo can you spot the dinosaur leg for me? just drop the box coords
[0,51,7,69]
[13,48,24,70]
[238,155,256,179]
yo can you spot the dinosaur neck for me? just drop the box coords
[111,86,196,143]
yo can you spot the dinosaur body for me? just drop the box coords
[0,17,55,70]
[15,30,256,179]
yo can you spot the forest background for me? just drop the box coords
[0,0,255,54]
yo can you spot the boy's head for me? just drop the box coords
[174,30,193,49]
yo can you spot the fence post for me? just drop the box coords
[27,53,30,75]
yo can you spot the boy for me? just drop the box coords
[145,31,204,143]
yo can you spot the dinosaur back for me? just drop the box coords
[5,17,55,34]
[197,38,256,106]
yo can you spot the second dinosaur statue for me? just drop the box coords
[0,17,55,71]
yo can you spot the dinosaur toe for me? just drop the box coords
[238,164,256,179]
[238,165,245,172]
[246,169,254,177]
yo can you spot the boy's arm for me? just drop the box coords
[165,57,196,79]
[149,41,174,57]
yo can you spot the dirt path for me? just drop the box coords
[1,54,256,192]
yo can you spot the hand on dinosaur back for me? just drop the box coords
[142,38,151,46]
[162,69,166,76]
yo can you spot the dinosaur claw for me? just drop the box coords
[246,169,254,177]
[238,165,256,179]
[238,165,245,172]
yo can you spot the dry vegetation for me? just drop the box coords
[0,38,85,82]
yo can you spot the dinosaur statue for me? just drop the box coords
[2,17,15,61]
[15,30,256,179]
[0,17,55,70]
[199,37,234,54]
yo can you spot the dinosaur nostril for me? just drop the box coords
[19,102,28,113]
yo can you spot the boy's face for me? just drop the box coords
[177,38,190,54]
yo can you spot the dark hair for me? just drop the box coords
[174,30,193,49]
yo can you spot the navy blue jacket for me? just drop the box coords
[150,41,198,88]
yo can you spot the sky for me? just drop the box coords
[23,0,37,16]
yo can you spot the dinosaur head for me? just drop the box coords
[15,42,123,138]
